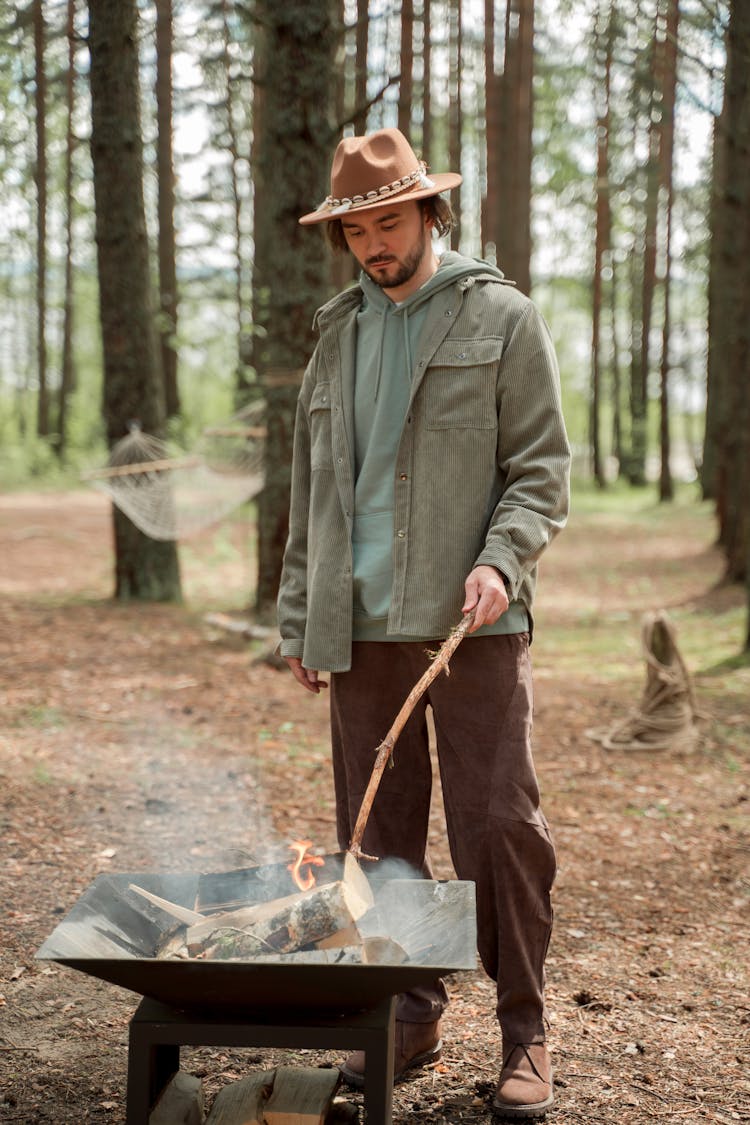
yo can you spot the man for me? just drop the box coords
[278,127,570,1120]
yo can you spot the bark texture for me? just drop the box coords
[87,0,180,601]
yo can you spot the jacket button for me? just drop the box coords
[396,530,406,538]
[399,473,407,481]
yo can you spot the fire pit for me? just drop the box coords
[37,858,476,1124]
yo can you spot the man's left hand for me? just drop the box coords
[462,565,509,632]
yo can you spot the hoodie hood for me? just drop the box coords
[358,249,505,316]
[356,250,506,402]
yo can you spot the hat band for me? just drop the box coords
[319,162,435,216]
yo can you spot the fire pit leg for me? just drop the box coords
[126,1011,179,1125]
[124,995,397,1124]
[357,995,396,1125]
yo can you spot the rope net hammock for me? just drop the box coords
[587,610,700,753]
[83,402,265,542]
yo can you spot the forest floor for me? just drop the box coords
[0,487,748,1125]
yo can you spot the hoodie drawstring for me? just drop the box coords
[372,307,387,403]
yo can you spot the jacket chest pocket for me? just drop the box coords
[309,381,333,470]
[423,337,504,430]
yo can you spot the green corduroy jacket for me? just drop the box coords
[277,266,571,673]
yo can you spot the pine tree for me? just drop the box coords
[87,0,181,601]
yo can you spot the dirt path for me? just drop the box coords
[1,490,748,1124]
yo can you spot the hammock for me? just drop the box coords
[587,610,700,753]
[83,403,265,541]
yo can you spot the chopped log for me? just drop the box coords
[149,1070,203,1125]
[361,936,408,964]
[128,883,205,925]
[157,922,193,958]
[205,1070,274,1125]
[185,889,301,953]
[185,874,374,959]
[315,923,360,950]
[325,1100,360,1125]
[309,857,372,952]
[263,1065,341,1125]
[194,853,348,913]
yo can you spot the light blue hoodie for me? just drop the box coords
[351,250,529,640]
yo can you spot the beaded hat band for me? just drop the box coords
[299,128,462,226]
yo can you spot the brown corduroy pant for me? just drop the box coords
[330,633,556,1046]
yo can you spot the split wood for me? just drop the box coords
[348,608,477,862]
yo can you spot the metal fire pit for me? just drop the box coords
[37,860,476,1124]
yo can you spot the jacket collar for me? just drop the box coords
[313,285,363,331]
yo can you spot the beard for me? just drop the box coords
[363,227,429,291]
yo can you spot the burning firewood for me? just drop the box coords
[156,855,375,961]
[186,877,373,959]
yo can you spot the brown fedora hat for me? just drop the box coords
[299,128,462,225]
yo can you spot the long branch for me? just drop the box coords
[348,609,476,861]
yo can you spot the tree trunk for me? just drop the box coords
[87,0,181,602]
[251,1,338,618]
[57,0,77,460]
[720,0,750,589]
[33,0,49,439]
[657,0,679,503]
[609,255,624,470]
[489,0,534,293]
[155,0,180,420]
[627,216,647,484]
[591,1,613,488]
[353,0,370,134]
[398,0,414,142]
[703,82,729,508]
[448,0,463,248]
[482,0,499,260]
[220,0,254,394]
[422,0,432,164]
[634,23,661,489]
[625,37,651,487]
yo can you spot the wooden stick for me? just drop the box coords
[348,609,477,861]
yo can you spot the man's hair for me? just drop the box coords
[325,195,456,254]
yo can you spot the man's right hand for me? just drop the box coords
[284,656,328,694]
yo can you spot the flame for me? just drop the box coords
[287,840,325,892]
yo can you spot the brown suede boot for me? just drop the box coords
[492,1043,553,1119]
[339,1019,442,1089]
